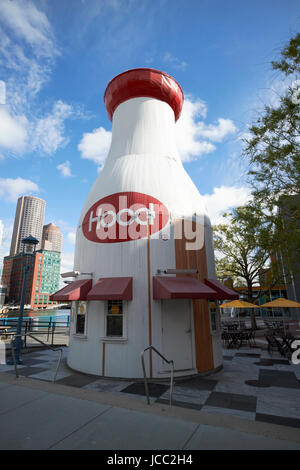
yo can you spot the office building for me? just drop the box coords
[42,223,63,253]
[10,196,46,256]
[2,249,61,309]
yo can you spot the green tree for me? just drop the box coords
[244,33,300,213]
[213,205,287,329]
[271,33,300,75]
[242,33,300,298]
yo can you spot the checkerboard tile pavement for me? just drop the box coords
[1,346,299,429]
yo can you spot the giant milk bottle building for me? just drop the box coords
[51,69,237,378]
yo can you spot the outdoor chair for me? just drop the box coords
[221,331,231,347]
[271,320,286,335]
[222,330,242,348]
[237,329,256,348]
[265,334,285,356]
[264,320,286,337]
[277,333,296,359]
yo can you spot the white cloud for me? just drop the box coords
[0,107,28,153]
[196,118,237,142]
[55,219,75,233]
[0,219,13,260]
[163,52,188,71]
[61,251,74,272]
[0,2,81,160]
[0,220,3,247]
[78,126,112,166]
[0,177,39,202]
[264,75,295,109]
[0,0,58,106]
[60,251,75,287]
[57,160,72,178]
[54,220,76,249]
[59,252,74,289]
[32,101,73,155]
[0,0,58,58]
[176,97,237,162]
[0,80,6,104]
[67,232,76,244]
[0,100,75,157]
[202,185,251,225]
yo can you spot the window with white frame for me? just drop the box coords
[75,301,87,334]
[106,300,123,337]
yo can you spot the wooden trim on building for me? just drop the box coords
[174,219,214,373]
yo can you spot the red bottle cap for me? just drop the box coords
[104,68,184,122]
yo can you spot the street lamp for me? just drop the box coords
[11,235,39,364]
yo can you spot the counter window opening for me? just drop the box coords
[75,301,87,335]
[106,300,123,337]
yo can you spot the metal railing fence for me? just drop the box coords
[10,333,63,382]
[141,345,174,407]
[0,317,69,347]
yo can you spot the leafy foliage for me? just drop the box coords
[213,205,291,328]
[243,33,300,214]
[215,34,300,328]
[214,206,275,294]
[271,33,300,75]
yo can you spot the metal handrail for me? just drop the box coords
[141,345,174,407]
[0,320,69,350]
[10,333,63,382]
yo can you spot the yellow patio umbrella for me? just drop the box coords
[220,299,258,325]
[259,298,300,308]
[220,300,258,308]
[259,298,300,334]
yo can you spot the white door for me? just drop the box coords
[161,299,193,371]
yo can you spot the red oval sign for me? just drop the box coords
[82,192,169,243]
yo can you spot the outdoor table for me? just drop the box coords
[222,328,256,349]
[225,331,243,349]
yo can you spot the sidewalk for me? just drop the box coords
[2,346,300,429]
[0,372,299,450]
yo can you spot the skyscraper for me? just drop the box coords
[10,196,46,256]
[42,223,63,253]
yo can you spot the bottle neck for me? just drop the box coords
[105,97,181,165]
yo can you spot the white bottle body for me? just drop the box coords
[68,97,221,378]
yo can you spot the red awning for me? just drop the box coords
[87,277,133,301]
[204,279,238,300]
[50,279,92,302]
[153,276,217,300]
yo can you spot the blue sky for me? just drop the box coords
[0,0,299,273]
